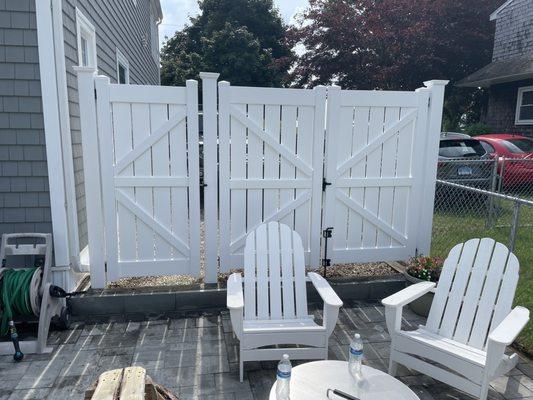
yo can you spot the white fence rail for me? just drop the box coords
[77,70,446,287]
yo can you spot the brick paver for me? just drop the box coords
[0,301,531,399]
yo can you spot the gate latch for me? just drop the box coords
[322,178,332,192]
[321,227,333,277]
[322,227,333,239]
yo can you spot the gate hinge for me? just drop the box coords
[322,178,332,191]
[322,227,333,238]
[321,258,331,268]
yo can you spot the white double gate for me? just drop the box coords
[77,70,446,288]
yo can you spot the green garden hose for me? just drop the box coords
[0,268,38,335]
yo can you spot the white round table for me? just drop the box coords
[268,360,419,400]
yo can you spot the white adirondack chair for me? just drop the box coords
[382,238,529,400]
[227,222,343,382]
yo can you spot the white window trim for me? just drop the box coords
[116,48,130,84]
[515,86,533,125]
[75,8,97,68]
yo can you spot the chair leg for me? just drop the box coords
[239,348,244,382]
[388,357,399,376]
[479,378,490,400]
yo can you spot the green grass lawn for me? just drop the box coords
[431,194,533,354]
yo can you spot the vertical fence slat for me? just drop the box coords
[218,81,231,272]
[75,68,106,288]
[200,73,220,283]
[416,80,449,255]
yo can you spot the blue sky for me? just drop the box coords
[158,0,309,47]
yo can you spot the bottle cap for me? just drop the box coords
[282,354,289,360]
[354,333,361,339]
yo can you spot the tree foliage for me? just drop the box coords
[290,0,501,129]
[161,0,292,87]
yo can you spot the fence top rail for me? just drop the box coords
[437,179,533,206]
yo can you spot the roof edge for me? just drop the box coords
[151,0,163,22]
[490,0,515,20]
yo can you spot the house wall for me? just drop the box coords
[484,79,533,137]
[62,0,160,251]
[492,0,533,61]
[0,1,53,239]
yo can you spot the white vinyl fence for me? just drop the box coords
[77,69,446,288]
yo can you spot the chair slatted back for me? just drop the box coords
[243,222,308,321]
[425,238,519,349]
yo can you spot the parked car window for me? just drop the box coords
[479,141,495,154]
[439,140,486,158]
[502,139,533,154]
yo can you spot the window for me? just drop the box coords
[75,9,97,68]
[516,86,533,125]
[116,48,130,84]
[439,139,486,158]
[502,138,533,154]
[479,141,495,154]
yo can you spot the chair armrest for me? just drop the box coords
[227,273,244,310]
[382,281,435,308]
[308,272,343,308]
[489,306,529,346]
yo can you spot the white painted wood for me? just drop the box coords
[229,222,342,382]
[90,78,201,283]
[383,239,529,400]
[218,85,325,271]
[415,80,449,254]
[75,69,106,288]
[200,72,220,283]
[268,361,420,400]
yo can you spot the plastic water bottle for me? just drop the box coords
[348,333,363,380]
[276,354,291,400]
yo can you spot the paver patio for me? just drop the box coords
[0,300,531,400]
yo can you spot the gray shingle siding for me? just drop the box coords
[0,0,53,238]
[62,0,160,250]
[492,0,533,61]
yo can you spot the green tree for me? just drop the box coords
[161,0,292,87]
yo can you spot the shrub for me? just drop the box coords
[462,122,493,137]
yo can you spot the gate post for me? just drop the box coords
[416,80,448,256]
[200,72,220,283]
[74,67,106,288]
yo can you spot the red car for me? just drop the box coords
[475,134,533,186]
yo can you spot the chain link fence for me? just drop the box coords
[431,159,533,351]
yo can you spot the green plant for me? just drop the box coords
[406,256,444,282]
[462,122,493,137]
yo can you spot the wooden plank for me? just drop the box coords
[439,238,481,338]
[255,224,269,319]
[247,104,264,243]
[425,242,464,332]
[91,368,122,400]
[332,105,354,252]
[228,86,315,106]
[113,102,137,262]
[230,103,247,266]
[280,224,295,318]
[244,231,257,320]
[361,107,384,248]
[169,103,188,260]
[119,367,146,400]
[335,177,412,188]
[109,84,187,104]
[469,242,510,348]
[114,177,189,187]
[185,80,201,276]
[268,222,282,319]
[263,105,281,221]
[392,107,415,242]
[490,251,519,336]
[292,230,308,318]
[454,238,496,343]
[346,107,369,252]
[218,82,231,271]
[376,107,399,247]
[230,179,312,189]
[279,105,297,228]
[151,104,172,260]
[294,105,314,255]
[131,103,154,262]
[339,90,420,107]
